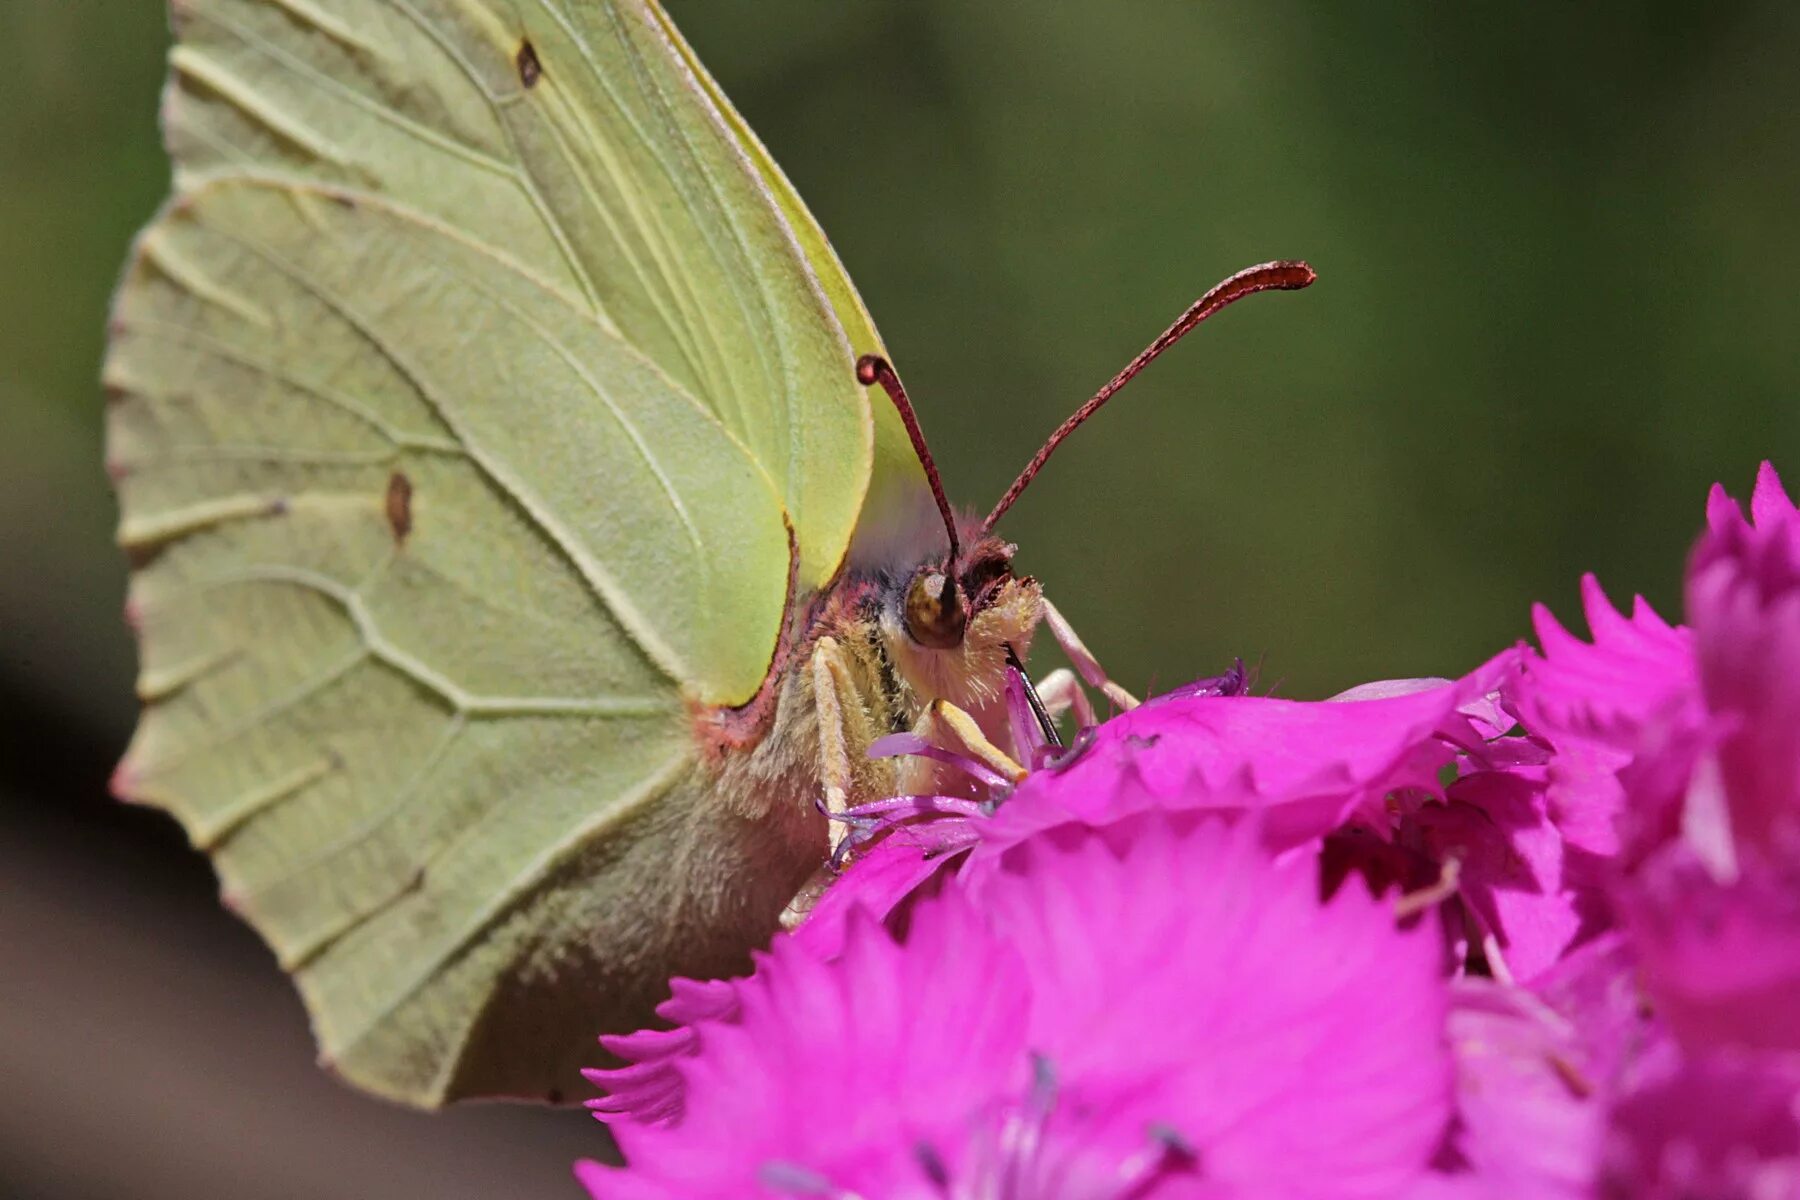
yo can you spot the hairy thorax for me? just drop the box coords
[693,549,1044,835]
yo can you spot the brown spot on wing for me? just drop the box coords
[516,39,542,88]
[386,470,413,544]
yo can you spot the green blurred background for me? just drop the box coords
[3,2,1795,1196]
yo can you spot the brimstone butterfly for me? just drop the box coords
[106,0,1311,1107]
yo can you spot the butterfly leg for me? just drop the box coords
[818,698,1022,871]
[910,699,1029,786]
[809,638,860,833]
[1033,667,1097,729]
[1042,597,1140,712]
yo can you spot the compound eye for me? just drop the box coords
[903,569,967,650]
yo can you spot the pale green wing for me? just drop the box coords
[646,3,934,547]
[106,0,880,1106]
[158,0,872,591]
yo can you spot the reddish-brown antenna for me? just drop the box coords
[857,354,962,585]
[982,259,1316,532]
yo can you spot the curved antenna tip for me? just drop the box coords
[1262,259,1318,289]
[982,258,1317,532]
[854,354,962,577]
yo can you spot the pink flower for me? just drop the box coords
[1601,1045,1800,1200]
[967,816,1454,1198]
[583,462,1800,1200]
[982,652,1610,983]
[579,817,1453,1199]
[1514,574,1699,861]
[1421,935,1648,1199]
[1420,929,1800,1200]
[1687,462,1800,859]
[590,667,1476,1139]
[583,897,1033,1200]
[1430,981,1598,1199]
[1404,763,1600,983]
[1432,461,1800,1197]
[978,676,1471,855]
[1628,465,1800,1055]
[586,821,973,1131]
[1510,463,1800,1056]
[585,976,737,1127]
[1625,830,1800,1056]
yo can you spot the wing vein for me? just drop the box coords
[271,713,468,969]
[171,46,349,166]
[134,646,371,780]
[139,227,274,327]
[203,215,696,683]
[320,747,696,1069]
[198,5,521,182]
[124,444,461,472]
[383,0,614,323]
[426,246,712,578]
[202,563,670,715]
[527,74,714,394]
[265,0,376,53]
[531,0,763,432]
[113,317,460,453]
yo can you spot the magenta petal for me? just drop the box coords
[1423,936,1656,1200]
[594,902,1034,1197]
[1602,1047,1800,1200]
[587,812,1454,1199]
[1522,575,1693,745]
[1528,933,1653,1094]
[969,816,1455,1198]
[1705,460,1796,536]
[793,823,969,959]
[977,681,1470,859]
[1435,980,1599,1199]
[1752,460,1797,525]
[1415,769,1593,982]
[587,975,739,1127]
[1686,460,1800,857]
[1624,839,1800,1056]
[589,828,972,1132]
[1515,574,1699,858]
[1328,676,1456,702]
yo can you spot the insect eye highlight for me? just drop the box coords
[903,569,968,650]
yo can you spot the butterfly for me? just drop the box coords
[105,0,1312,1107]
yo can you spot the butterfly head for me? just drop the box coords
[857,258,1315,707]
[883,531,1041,710]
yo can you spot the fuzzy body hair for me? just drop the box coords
[703,568,1042,805]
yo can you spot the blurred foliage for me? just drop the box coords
[679,1,1800,695]
[4,2,1798,731]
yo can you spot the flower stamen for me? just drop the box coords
[1114,1124,1200,1200]
[1395,855,1463,919]
[758,1160,864,1199]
